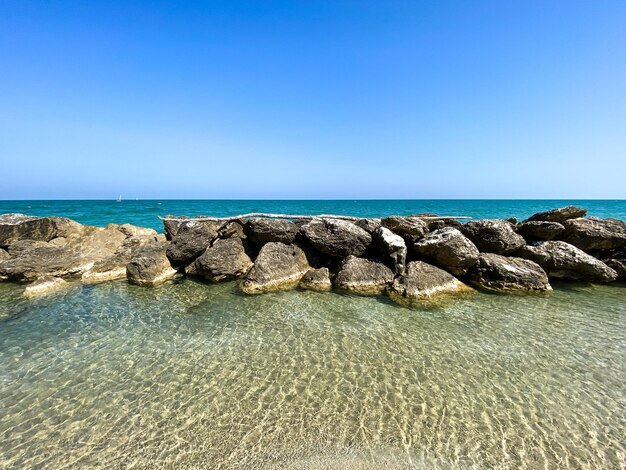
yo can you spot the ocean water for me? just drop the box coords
[1,199,625,231]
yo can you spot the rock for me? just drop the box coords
[299,267,332,292]
[0,248,8,262]
[517,221,564,241]
[468,253,551,293]
[218,220,246,239]
[461,220,525,255]
[388,261,471,305]
[381,216,428,242]
[372,226,407,274]
[23,276,68,298]
[525,206,587,223]
[605,259,626,279]
[300,218,371,257]
[413,227,479,276]
[166,220,220,264]
[186,238,253,282]
[0,213,84,248]
[334,256,394,295]
[354,218,382,234]
[516,241,617,282]
[162,215,186,239]
[114,224,157,238]
[242,242,310,293]
[245,218,299,245]
[560,217,626,252]
[126,241,178,286]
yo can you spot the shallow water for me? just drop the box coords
[0,280,625,469]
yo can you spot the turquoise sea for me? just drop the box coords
[1,200,625,469]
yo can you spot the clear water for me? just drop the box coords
[1,199,625,231]
[1,280,625,469]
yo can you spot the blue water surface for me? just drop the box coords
[0,200,624,232]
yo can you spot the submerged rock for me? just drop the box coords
[166,220,220,264]
[388,261,471,305]
[516,221,565,241]
[413,227,479,276]
[461,220,525,255]
[516,241,617,282]
[242,242,310,294]
[187,238,253,282]
[245,218,299,245]
[468,253,551,293]
[560,217,626,252]
[22,276,68,298]
[334,256,394,295]
[299,267,332,292]
[300,218,371,257]
[381,216,428,242]
[525,206,587,223]
[0,214,84,248]
[373,226,407,274]
[126,241,178,286]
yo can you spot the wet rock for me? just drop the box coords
[525,206,587,223]
[560,217,626,252]
[186,238,253,282]
[516,241,617,282]
[381,216,428,242]
[334,256,394,295]
[300,218,371,257]
[468,253,551,293]
[166,220,220,264]
[413,227,479,276]
[605,259,626,279]
[0,213,84,248]
[354,218,382,234]
[23,276,68,298]
[373,226,407,274]
[299,267,332,292]
[245,218,299,245]
[388,261,471,305]
[242,242,310,293]
[517,221,564,241]
[461,220,525,255]
[126,241,178,286]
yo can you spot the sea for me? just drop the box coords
[0,200,625,469]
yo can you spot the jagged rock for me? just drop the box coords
[516,241,617,282]
[299,268,332,292]
[126,241,178,286]
[381,216,428,242]
[114,224,157,238]
[242,242,310,293]
[468,253,551,293]
[245,218,299,245]
[605,259,626,279]
[166,220,220,264]
[461,220,525,255]
[23,276,68,298]
[372,226,407,274]
[525,206,587,223]
[218,220,246,239]
[300,218,371,257]
[186,238,253,282]
[162,215,187,239]
[354,218,382,234]
[334,256,394,295]
[0,248,8,262]
[517,221,565,241]
[413,227,479,276]
[560,217,626,252]
[0,214,84,248]
[388,261,471,305]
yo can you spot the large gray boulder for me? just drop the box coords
[413,227,479,276]
[372,226,407,274]
[334,256,394,295]
[299,267,332,292]
[241,242,310,293]
[245,218,299,245]
[126,241,178,286]
[354,218,382,234]
[525,206,587,223]
[468,253,551,293]
[218,220,246,239]
[300,218,371,257]
[516,221,565,241]
[0,213,84,248]
[388,261,471,306]
[461,219,525,255]
[381,216,428,242]
[186,238,253,282]
[516,241,617,282]
[166,220,220,264]
[560,217,626,252]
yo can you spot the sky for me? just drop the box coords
[0,1,625,199]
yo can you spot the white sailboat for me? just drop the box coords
[117,195,122,202]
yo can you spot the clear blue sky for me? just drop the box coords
[1,1,625,199]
